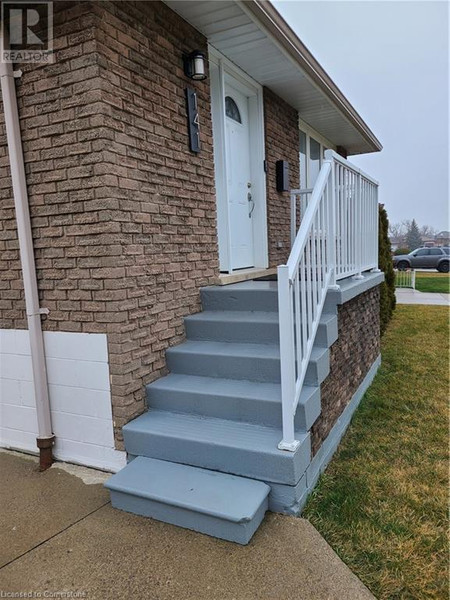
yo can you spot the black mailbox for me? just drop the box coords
[276,160,289,192]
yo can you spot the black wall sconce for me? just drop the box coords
[183,50,207,81]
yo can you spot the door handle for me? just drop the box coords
[248,192,255,218]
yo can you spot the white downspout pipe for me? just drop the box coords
[0,58,55,470]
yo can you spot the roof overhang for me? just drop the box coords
[164,0,382,155]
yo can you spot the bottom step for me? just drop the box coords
[105,456,270,545]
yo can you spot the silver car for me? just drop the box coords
[393,247,449,272]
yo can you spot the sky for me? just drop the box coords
[273,0,449,232]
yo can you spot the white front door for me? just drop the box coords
[209,48,268,273]
[224,82,254,270]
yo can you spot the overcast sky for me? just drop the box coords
[273,0,449,232]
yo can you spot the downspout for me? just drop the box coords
[0,59,55,470]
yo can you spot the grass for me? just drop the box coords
[303,305,449,600]
[415,272,450,294]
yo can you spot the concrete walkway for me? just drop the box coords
[395,288,450,306]
[0,450,375,600]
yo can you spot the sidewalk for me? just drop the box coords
[0,450,375,600]
[395,288,450,306]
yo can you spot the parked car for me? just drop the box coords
[393,247,450,272]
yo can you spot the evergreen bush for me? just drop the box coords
[379,204,396,335]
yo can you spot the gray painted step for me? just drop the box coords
[314,312,339,348]
[185,311,279,344]
[166,340,281,383]
[146,374,321,430]
[123,410,311,485]
[201,281,278,312]
[304,345,330,386]
[106,456,270,544]
[185,310,338,347]
[166,340,330,386]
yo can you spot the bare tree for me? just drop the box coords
[419,225,438,238]
[388,222,406,238]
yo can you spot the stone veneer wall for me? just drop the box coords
[311,286,381,456]
[263,88,300,267]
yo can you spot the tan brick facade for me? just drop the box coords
[264,87,300,267]
[0,1,302,446]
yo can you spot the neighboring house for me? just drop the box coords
[436,231,450,246]
[0,1,384,543]
[390,236,406,252]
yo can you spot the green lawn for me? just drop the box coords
[415,272,450,294]
[303,305,449,600]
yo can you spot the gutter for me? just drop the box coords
[239,0,383,153]
[0,59,55,470]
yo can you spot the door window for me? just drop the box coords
[415,249,429,256]
[225,96,241,123]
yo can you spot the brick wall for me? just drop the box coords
[263,88,299,267]
[0,0,305,448]
[311,286,381,455]
[92,1,218,444]
[0,0,218,447]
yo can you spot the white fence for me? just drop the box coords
[395,268,416,289]
[277,150,379,451]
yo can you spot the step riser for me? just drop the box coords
[122,427,311,486]
[110,490,268,545]
[185,316,337,346]
[166,348,329,386]
[146,384,321,430]
[166,350,281,383]
[201,289,278,312]
[185,318,279,344]
[314,318,338,348]
[305,350,330,386]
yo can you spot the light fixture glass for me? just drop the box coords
[184,50,207,81]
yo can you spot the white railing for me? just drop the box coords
[395,268,416,289]
[290,188,313,247]
[277,150,379,451]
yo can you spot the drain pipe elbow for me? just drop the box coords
[0,56,55,470]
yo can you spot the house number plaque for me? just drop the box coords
[185,87,201,153]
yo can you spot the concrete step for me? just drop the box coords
[184,310,338,347]
[184,311,279,344]
[146,374,321,430]
[201,281,278,312]
[314,312,338,348]
[105,456,270,544]
[166,340,330,386]
[123,410,311,485]
[166,340,281,383]
[304,345,330,386]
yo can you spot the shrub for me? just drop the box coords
[394,247,410,256]
[379,204,396,335]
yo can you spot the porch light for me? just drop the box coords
[183,50,207,81]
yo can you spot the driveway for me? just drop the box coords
[0,450,374,600]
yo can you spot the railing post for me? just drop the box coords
[290,192,296,249]
[277,264,300,452]
[325,152,338,289]
[353,172,364,280]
